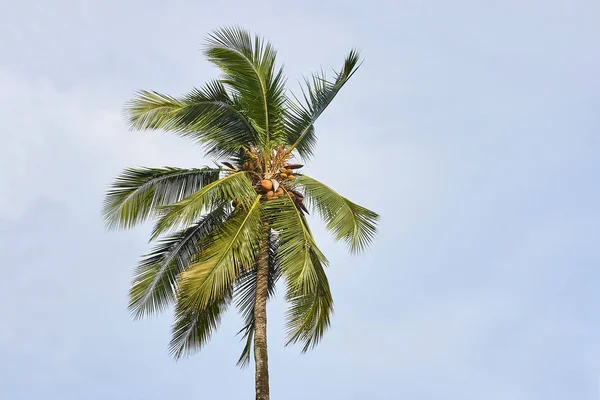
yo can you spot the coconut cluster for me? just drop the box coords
[258,164,302,201]
[229,160,307,212]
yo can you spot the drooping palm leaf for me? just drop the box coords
[169,288,232,360]
[284,262,333,352]
[163,191,266,362]
[263,193,333,351]
[293,175,379,253]
[129,207,230,319]
[102,167,220,230]
[177,195,264,311]
[285,50,361,158]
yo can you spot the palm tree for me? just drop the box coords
[103,27,378,400]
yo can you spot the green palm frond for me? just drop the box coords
[125,80,255,158]
[169,288,232,360]
[128,207,229,319]
[204,26,287,154]
[263,193,333,351]
[294,175,379,253]
[234,232,280,367]
[103,167,221,230]
[177,195,264,311]
[151,171,255,238]
[285,263,333,352]
[285,50,361,158]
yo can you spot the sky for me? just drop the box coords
[1,0,599,398]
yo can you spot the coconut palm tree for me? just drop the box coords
[103,27,378,400]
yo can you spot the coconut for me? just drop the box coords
[280,173,288,179]
[260,180,273,191]
[287,174,295,180]
[275,188,284,195]
[286,168,293,174]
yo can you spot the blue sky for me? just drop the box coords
[1,0,599,398]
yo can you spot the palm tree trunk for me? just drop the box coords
[253,225,270,400]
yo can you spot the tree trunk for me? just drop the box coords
[254,226,270,400]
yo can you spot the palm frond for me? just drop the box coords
[151,171,255,238]
[102,167,221,230]
[234,232,280,367]
[128,207,229,319]
[204,26,287,154]
[294,175,379,253]
[169,288,232,360]
[177,195,264,311]
[284,262,333,352]
[285,50,361,158]
[125,80,255,158]
[263,193,332,351]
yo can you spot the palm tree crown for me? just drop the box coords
[103,27,378,397]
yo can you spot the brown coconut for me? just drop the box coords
[260,180,273,192]
[275,188,284,195]
[280,173,288,179]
